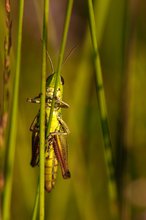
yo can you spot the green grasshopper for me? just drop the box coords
[27,73,71,192]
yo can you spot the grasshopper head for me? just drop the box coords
[46,73,64,100]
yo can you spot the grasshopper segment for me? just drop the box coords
[27,73,71,192]
[45,140,58,192]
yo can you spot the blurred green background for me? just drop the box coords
[1,0,146,219]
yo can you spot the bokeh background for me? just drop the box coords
[1,0,146,219]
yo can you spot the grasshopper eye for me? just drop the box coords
[61,76,64,85]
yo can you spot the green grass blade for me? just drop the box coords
[32,178,39,220]
[46,0,74,137]
[39,0,49,219]
[87,0,119,219]
[2,1,24,220]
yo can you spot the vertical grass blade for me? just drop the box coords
[0,0,12,148]
[46,0,74,137]
[32,178,39,220]
[87,0,119,219]
[0,1,12,219]
[39,0,49,219]
[2,1,24,219]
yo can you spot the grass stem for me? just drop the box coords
[87,0,119,218]
[32,178,39,220]
[39,0,49,219]
[2,1,24,219]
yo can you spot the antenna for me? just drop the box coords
[45,43,79,73]
[46,50,54,73]
[63,43,79,65]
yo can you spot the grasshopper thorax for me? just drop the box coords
[46,73,64,105]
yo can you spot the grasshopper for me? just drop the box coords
[27,73,71,192]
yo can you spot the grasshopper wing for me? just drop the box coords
[53,135,71,179]
[30,131,40,167]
